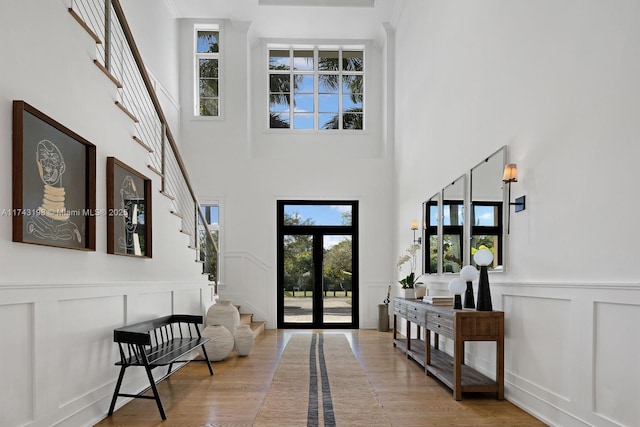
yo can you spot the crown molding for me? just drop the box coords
[259,0,374,7]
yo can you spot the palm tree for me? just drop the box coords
[268,51,363,129]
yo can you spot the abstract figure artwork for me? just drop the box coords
[27,139,81,243]
[12,100,96,250]
[107,157,152,258]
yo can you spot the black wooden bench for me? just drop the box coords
[107,314,213,420]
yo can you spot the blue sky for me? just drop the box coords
[285,204,351,226]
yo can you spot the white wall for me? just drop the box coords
[0,1,210,426]
[395,1,640,426]
[175,17,396,328]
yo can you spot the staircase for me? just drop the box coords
[237,306,266,339]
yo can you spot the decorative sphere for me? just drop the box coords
[460,265,479,282]
[448,278,466,294]
[473,249,494,267]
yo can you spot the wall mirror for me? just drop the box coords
[470,146,506,271]
[422,193,439,274]
[442,175,465,273]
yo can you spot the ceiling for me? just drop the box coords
[167,0,402,40]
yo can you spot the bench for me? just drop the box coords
[107,314,213,420]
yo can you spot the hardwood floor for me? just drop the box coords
[96,329,546,426]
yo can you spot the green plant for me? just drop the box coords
[396,243,423,289]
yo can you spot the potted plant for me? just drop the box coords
[396,243,423,298]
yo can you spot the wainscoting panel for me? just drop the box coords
[364,282,392,329]
[136,291,173,321]
[0,280,209,427]
[58,296,125,407]
[503,294,572,401]
[0,302,33,427]
[174,288,205,315]
[593,301,640,427]
[222,251,272,327]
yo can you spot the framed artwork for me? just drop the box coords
[107,157,152,257]
[12,100,96,250]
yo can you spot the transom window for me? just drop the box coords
[195,26,220,117]
[268,46,364,130]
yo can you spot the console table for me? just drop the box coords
[393,297,504,400]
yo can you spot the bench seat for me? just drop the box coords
[108,314,213,420]
[117,336,210,367]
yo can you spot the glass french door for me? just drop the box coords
[277,201,358,329]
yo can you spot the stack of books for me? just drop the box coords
[422,296,454,306]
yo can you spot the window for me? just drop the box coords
[471,202,503,270]
[424,200,438,274]
[198,204,220,282]
[442,200,464,273]
[195,26,220,117]
[268,46,364,130]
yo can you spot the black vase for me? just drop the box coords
[463,281,475,309]
[475,265,493,311]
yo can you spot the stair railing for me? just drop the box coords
[68,0,218,285]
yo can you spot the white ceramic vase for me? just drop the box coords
[233,325,254,356]
[201,325,234,361]
[206,299,240,334]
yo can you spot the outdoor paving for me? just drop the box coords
[284,296,352,323]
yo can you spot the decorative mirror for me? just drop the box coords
[422,193,439,274]
[470,146,506,271]
[442,175,466,273]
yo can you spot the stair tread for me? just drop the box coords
[239,311,265,339]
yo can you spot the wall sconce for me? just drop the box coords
[411,220,421,244]
[502,163,526,234]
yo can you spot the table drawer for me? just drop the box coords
[394,300,408,316]
[406,307,427,326]
[427,312,454,338]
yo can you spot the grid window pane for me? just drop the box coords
[293,50,314,71]
[200,98,219,116]
[473,205,499,226]
[428,235,438,273]
[343,51,363,71]
[270,74,290,93]
[293,113,314,129]
[471,235,499,270]
[319,51,339,71]
[342,75,362,94]
[429,205,438,227]
[320,113,339,129]
[270,113,290,128]
[268,47,363,130]
[294,94,314,112]
[319,94,338,113]
[443,234,463,273]
[343,95,363,110]
[319,74,339,93]
[197,31,219,53]
[270,96,290,113]
[199,79,218,97]
[269,49,290,70]
[443,204,464,226]
[294,75,314,93]
[199,59,218,78]
[342,113,362,129]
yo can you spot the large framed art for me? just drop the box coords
[12,100,96,250]
[106,157,152,258]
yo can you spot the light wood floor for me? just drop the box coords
[96,329,546,426]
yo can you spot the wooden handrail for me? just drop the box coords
[110,0,219,271]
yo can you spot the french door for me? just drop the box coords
[277,201,358,329]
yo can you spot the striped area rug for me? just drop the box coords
[254,333,391,427]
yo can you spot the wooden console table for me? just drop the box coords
[393,297,504,400]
